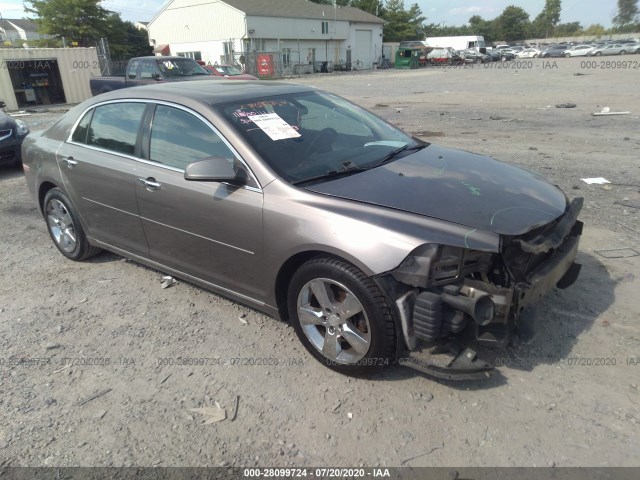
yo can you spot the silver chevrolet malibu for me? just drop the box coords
[22,80,583,379]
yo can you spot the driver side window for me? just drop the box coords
[149,105,235,170]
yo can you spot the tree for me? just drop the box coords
[351,0,384,15]
[554,22,582,36]
[382,0,426,42]
[468,15,499,42]
[613,0,639,27]
[103,13,152,59]
[531,0,562,37]
[496,5,530,41]
[583,23,606,38]
[25,0,110,45]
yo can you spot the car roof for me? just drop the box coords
[91,80,315,106]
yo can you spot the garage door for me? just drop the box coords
[354,30,372,69]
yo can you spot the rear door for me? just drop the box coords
[56,101,149,256]
[134,103,264,301]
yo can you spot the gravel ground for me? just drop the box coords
[1,57,639,468]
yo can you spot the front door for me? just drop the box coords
[134,104,264,301]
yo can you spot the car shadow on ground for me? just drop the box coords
[370,250,616,390]
[84,243,615,391]
[0,164,24,180]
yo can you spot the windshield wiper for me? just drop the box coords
[292,166,367,186]
[370,144,426,168]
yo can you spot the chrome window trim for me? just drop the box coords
[65,98,263,192]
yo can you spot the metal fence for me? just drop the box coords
[236,51,347,79]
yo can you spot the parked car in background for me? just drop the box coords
[204,64,258,80]
[488,50,515,61]
[516,48,542,58]
[540,45,570,57]
[458,49,490,63]
[587,44,630,56]
[0,103,29,167]
[21,80,583,379]
[89,56,212,96]
[628,42,640,53]
[563,45,594,57]
[426,47,463,65]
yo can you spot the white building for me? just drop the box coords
[0,19,52,47]
[147,0,384,72]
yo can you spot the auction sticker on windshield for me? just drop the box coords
[249,113,301,141]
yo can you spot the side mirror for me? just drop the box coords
[184,157,247,186]
[153,72,162,80]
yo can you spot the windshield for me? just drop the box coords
[218,91,422,184]
[215,65,244,76]
[156,59,210,77]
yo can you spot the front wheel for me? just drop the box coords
[620,50,626,55]
[43,188,101,261]
[595,51,602,56]
[565,53,571,58]
[287,256,396,373]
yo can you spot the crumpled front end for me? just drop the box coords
[381,197,584,379]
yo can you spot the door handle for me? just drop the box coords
[61,156,78,168]
[137,177,161,190]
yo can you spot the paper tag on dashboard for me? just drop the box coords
[249,113,301,141]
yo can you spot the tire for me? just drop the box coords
[595,51,602,56]
[43,188,101,261]
[620,50,626,55]
[564,53,571,58]
[533,54,538,58]
[287,256,396,374]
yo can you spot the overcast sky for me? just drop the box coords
[1,0,621,28]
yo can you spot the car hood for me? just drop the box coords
[305,144,568,236]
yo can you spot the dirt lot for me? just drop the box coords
[1,58,639,468]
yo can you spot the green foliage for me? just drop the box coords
[25,0,151,58]
[613,0,639,27]
[382,0,426,42]
[531,0,562,37]
[582,24,607,37]
[496,5,530,41]
[351,0,384,15]
[554,22,582,36]
[24,0,110,45]
[104,13,152,58]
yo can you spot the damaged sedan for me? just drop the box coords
[21,81,583,379]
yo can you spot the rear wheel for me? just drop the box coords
[44,188,101,261]
[287,256,396,373]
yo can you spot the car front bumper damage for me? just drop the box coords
[383,198,584,380]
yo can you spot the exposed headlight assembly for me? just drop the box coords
[15,119,29,136]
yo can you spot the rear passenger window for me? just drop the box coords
[71,109,93,144]
[87,103,146,155]
[149,105,234,169]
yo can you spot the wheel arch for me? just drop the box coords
[274,249,377,322]
[38,181,58,215]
